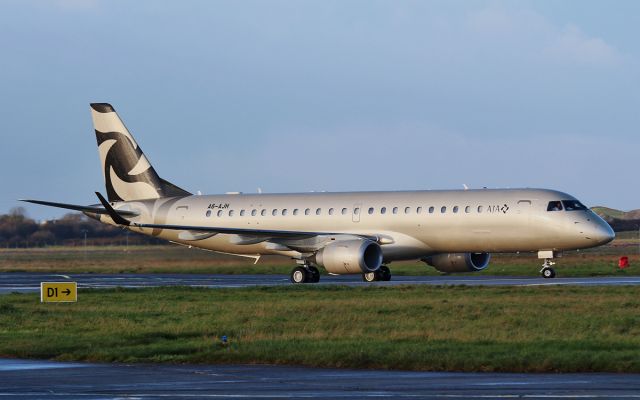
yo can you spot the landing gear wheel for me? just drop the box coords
[378,265,391,281]
[539,257,557,279]
[363,266,391,282]
[290,267,308,284]
[541,267,556,279]
[308,266,320,283]
[362,272,377,282]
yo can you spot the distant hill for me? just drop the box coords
[592,206,640,232]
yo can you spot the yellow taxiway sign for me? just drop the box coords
[41,282,77,303]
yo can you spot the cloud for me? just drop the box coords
[466,6,548,37]
[465,5,622,67]
[545,24,622,66]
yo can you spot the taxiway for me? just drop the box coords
[2,272,640,294]
[1,358,639,399]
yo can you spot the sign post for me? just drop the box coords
[40,282,77,303]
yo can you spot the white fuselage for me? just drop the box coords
[104,188,614,263]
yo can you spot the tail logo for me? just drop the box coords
[96,130,161,202]
[90,103,191,202]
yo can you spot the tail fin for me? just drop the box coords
[90,103,191,202]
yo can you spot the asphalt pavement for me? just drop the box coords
[1,272,640,294]
[1,358,639,399]
[2,274,639,398]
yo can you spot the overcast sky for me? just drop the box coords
[1,0,638,220]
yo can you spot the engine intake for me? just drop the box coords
[312,239,383,275]
[423,253,491,273]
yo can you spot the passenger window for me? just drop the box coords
[229,210,235,217]
[429,206,434,214]
[341,208,348,215]
[272,209,278,216]
[240,210,245,216]
[329,208,335,215]
[305,208,310,215]
[562,200,587,211]
[393,207,398,214]
[206,210,211,217]
[368,207,374,215]
[417,207,422,213]
[251,209,257,216]
[261,209,266,216]
[293,209,299,216]
[477,206,483,213]
[381,207,387,214]
[217,210,223,217]
[316,208,322,215]
[282,209,288,216]
[465,206,470,213]
[441,206,447,213]
[354,207,360,215]
[453,206,459,213]
[547,201,563,211]
[405,207,411,214]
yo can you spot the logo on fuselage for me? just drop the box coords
[486,204,509,214]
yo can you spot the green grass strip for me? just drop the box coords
[1,285,639,372]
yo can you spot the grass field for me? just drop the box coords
[0,231,638,276]
[1,285,639,372]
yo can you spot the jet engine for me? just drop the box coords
[423,253,491,273]
[312,239,383,275]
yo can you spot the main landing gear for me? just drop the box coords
[362,265,392,282]
[289,264,392,284]
[290,265,320,284]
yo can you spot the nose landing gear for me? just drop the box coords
[540,260,556,279]
[538,251,560,279]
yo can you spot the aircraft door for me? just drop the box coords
[516,200,532,227]
[176,205,189,221]
[517,200,532,210]
[352,203,361,223]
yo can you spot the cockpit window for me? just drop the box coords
[547,201,563,211]
[562,200,587,211]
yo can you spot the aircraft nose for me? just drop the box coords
[585,219,615,245]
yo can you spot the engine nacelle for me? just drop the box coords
[312,239,383,275]
[423,253,491,273]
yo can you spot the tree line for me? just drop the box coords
[0,207,163,248]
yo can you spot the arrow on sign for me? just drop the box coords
[63,289,71,296]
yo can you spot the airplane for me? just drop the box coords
[23,103,615,283]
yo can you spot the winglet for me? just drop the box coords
[95,192,131,226]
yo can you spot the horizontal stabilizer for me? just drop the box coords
[20,199,139,217]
